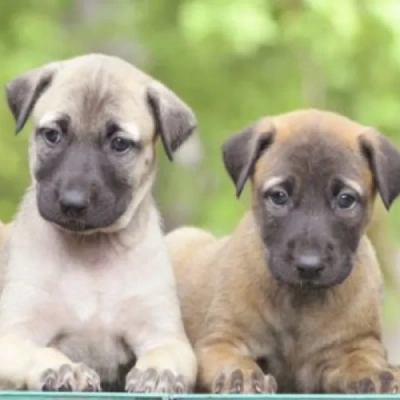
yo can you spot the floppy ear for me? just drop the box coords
[5,61,62,134]
[359,129,400,210]
[222,120,275,198]
[146,81,197,161]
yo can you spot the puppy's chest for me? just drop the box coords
[255,297,327,390]
[43,253,139,385]
[55,255,135,327]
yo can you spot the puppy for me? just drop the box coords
[167,109,400,393]
[0,54,197,392]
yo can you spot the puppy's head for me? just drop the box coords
[223,109,400,288]
[5,54,196,233]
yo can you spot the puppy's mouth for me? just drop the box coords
[59,219,89,233]
[56,218,94,234]
[271,271,321,287]
[278,277,330,289]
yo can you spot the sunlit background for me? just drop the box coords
[1,0,400,360]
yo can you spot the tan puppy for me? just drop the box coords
[167,109,400,394]
[0,54,196,392]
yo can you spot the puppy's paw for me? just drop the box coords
[347,370,400,393]
[212,367,277,394]
[125,367,189,393]
[39,363,101,392]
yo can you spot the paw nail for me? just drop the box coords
[254,384,262,393]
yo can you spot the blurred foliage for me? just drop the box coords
[1,0,400,321]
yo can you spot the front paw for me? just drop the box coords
[212,366,277,394]
[125,367,188,393]
[348,369,400,393]
[38,363,101,392]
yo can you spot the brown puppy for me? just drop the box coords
[166,109,400,394]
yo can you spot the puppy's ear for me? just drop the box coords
[360,129,400,210]
[5,62,62,134]
[222,120,275,198]
[146,81,197,161]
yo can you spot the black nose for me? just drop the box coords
[296,254,324,280]
[59,189,89,217]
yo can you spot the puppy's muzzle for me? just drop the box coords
[59,189,89,218]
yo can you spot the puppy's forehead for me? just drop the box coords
[255,109,372,188]
[33,54,154,142]
[260,109,365,147]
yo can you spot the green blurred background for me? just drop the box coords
[1,0,400,357]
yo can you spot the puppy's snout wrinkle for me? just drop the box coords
[59,188,89,217]
[295,253,324,280]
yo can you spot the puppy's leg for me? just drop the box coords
[126,339,196,393]
[196,340,277,393]
[123,279,197,393]
[309,337,400,393]
[0,281,100,391]
[0,333,100,391]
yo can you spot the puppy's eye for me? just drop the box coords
[42,128,62,146]
[111,137,133,154]
[267,188,289,207]
[337,192,357,209]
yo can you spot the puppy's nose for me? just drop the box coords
[296,254,324,280]
[59,189,89,217]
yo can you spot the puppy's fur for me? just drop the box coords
[0,54,196,392]
[0,222,7,247]
[167,109,400,393]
